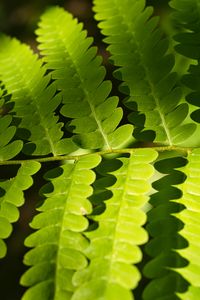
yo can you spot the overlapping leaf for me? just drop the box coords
[170,0,200,129]
[0,84,23,160]
[0,36,77,156]
[181,63,200,126]
[36,6,133,150]
[93,0,196,146]
[72,149,157,300]
[0,2,199,300]
[170,0,200,59]
[0,84,8,116]
[143,156,188,299]
[174,149,200,299]
[0,161,40,258]
[0,114,23,161]
[21,154,101,300]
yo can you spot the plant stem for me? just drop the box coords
[0,145,196,165]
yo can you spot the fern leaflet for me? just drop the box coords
[93,0,196,146]
[174,149,200,299]
[170,0,200,60]
[36,7,133,150]
[143,155,188,299]
[72,149,157,300]
[20,154,101,299]
[0,36,77,156]
[170,0,200,127]
[0,161,40,258]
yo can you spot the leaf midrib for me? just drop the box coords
[52,20,113,150]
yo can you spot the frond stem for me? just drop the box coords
[0,146,196,165]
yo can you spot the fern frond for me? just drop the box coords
[93,0,196,146]
[20,154,101,300]
[72,149,158,300]
[169,0,200,135]
[36,6,133,150]
[173,149,200,298]
[143,155,188,299]
[0,35,77,156]
[0,161,40,258]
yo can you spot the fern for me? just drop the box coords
[36,7,133,150]
[0,36,77,156]
[21,154,101,299]
[170,0,200,59]
[0,161,40,258]
[93,0,197,146]
[72,149,157,300]
[0,1,200,300]
[143,155,188,299]
[174,149,200,299]
[170,0,200,125]
[0,88,37,258]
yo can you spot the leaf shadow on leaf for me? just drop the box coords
[87,158,121,230]
[191,109,200,124]
[126,100,156,143]
[0,187,5,198]
[139,155,190,300]
[39,166,64,198]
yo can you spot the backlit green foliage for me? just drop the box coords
[0,1,200,299]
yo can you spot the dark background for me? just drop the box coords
[0,1,170,299]
[0,0,169,39]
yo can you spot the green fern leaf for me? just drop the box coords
[0,35,77,156]
[169,0,200,139]
[72,149,158,300]
[173,149,200,297]
[0,161,40,258]
[93,0,196,146]
[170,0,200,59]
[143,155,189,299]
[36,6,133,150]
[20,154,101,300]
